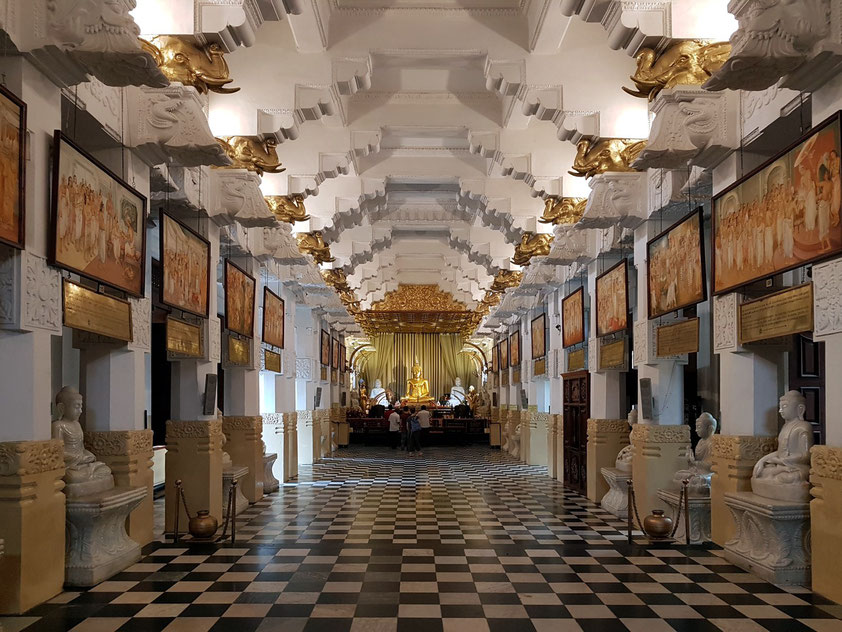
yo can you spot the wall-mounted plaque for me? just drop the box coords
[512,368,521,384]
[501,371,509,387]
[567,348,586,372]
[534,358,546,376]
[228,336,250,366]
[656,318,700,357]
[63,279,132,341]
[264,349,281,373]
[598,338,626,370]
[320,366,328,381]
[166,316,202,357]
[739,283,814,344]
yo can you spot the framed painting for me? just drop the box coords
[491,342,498,373]
[648,207,706,318]
[320,330,330,366]
[531,313,546,359]
[562,287,585,348]
[713,111,842,295]
[159,212,210,317]
[340,343,347,372]
[499,338,509,370]
[224,260,255,337]
[262,287,284,348]
[0,85,25,249]
[331,337,339,369]
[595,259,629,337]
[51,131,146,296]
[509,331,521,366]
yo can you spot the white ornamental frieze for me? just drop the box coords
[208,170,275,227]
[580,172,647,229]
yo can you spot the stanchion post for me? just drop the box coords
[174,479,182,544]
[626,479,633,545]
[683,479,690,546]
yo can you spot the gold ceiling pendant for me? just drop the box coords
[568,138,647,179]
[371,285,467,312]
[539,197,587,225]
[140,36,240,94]
[511,232,554,266]
[489,270,523,293]
[623,40,732,101]
[358,285,480,334]
[266,194,310,223]
[215,136,285,175]
[296,231,335,264]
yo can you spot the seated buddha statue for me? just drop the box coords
[405,363,431,403]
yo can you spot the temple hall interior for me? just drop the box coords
[3,1,842,630]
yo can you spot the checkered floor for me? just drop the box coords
[3,446,841,632]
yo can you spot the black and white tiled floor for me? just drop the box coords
[3,446,841,632]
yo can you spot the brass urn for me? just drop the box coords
[642,509,673,540]
[188,510,218,539]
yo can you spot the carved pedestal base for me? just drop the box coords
[222,466,250,517]
[335,421,350,447]
[724,492,810,586]
[489,421,502,448]
[263,453,279,494]
[65,486,146,587]
[222,416,263,504]
[600,467,630,518]
[631,425,691,525]
[587,419,629,502]
[658,489,711,544]
[811,445,842,604]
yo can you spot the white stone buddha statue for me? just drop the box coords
[751,390,814,502]
[449,377,467,406]
[673,412,717,495]
[615,408,638,473]
[369,379,387,406]
[51,386,113,497]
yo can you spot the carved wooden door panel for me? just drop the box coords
[788,333,825,446]
[562,371,589,494]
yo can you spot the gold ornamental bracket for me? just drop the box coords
[266,194,310,223]
[321,268,351,292]
[568,138,647,179]
[539,197,587,225]
[489,270,523,294]
[296,231,335,264]
[511,232,554,267]
[623,40,731,101]
[215,136,285,175]
[140,36,240,94]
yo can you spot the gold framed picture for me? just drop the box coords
[562,287,585,348]
[595,259,628,338]
[262,287,284,349]
[224,259,255,337]
[499,339,509,370]
[0,85,25,249]
[531,313,546,360]
[648,207,706,319]
[509,331,521,366]
[331,337,339,369]
[160,212,210,317]
[51,132,146,296]
[320,330,330,366]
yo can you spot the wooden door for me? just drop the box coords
[788,333,825,445]
[562,371,589,494]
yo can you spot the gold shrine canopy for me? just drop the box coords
[358,285,481,335]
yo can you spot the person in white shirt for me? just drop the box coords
[416,405,432,449]
[388,406,401,449]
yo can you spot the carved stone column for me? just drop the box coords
[710,435,777,546]
[84,430,154,546]
[586,419,629,503]
[284,412,298,481]
[297,410,317,463]
[222,416,263,504]
[631,424,690,523]
[811,445,842,602]
[0,440,65,614]
[164,420,223,533]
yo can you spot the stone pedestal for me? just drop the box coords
[657,488,711,544]
[0,440,66,614]
[222,416,263,504]
[711,435,777,546]
[489,421,502,448]
[284,412,299,480]
[587,419,629,503]
[222,466,249,517]
[546,414,558,478]
[263,453,279,494]
[600,467,630,518]
[65,486,146,587]
[316,409,330,459]
[84,430,154,546]
[631,424,691,525]
[724,492,810,586]
[296,410,317,463]
[164,420,223,533]
[335,421,349,446]
[810,445,842,602]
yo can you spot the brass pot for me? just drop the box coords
[188,510,218,539]
[643,509,673,540]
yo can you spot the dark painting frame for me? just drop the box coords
[262,286,285,349]
[159,211,211,318]
[595,259,629,338]
[0,84,26,249]
[224,259,255,338]
[562,287,586,348]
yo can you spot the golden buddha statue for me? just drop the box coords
[405,363,432,403]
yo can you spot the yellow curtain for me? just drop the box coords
[361,333,476,400]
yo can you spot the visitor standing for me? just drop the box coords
[416,405,431,446]
[399,406,410,451]
[407,407,423,456]
[387,405,400,449]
